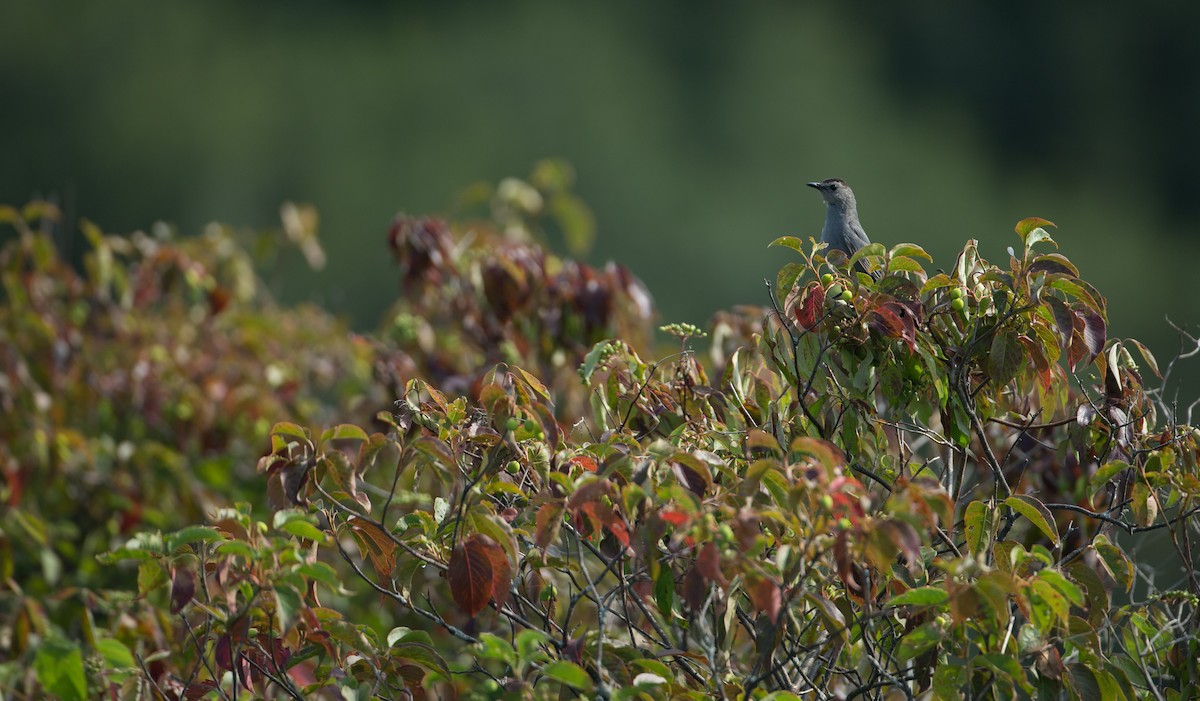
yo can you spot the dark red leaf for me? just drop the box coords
[748,577,782,623]
[682,565,707,611]
[184,681,220,700]
[475,535,511,608]
[697,541,728,588]
[834,530,864,599]
[1080,310,1106,363]
[672,461,709,496]
[733,508,761,550]
[535,501,564,549]
[580,501,632,549]
[790,282,825,331]
[566,477,614,511]
[447,534,496,617]
[170,567,195,614]
[1068,315,1090,370]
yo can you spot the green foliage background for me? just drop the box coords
[2,2,1199,396]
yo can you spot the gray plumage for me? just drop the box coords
[807,178,879,279]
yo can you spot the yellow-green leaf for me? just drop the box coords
[1004,495,1059,547]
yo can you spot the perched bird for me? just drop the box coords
[807,178,879,279]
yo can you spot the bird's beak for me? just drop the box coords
[806,182,822,190]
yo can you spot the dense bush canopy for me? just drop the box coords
[1,175,1199,700]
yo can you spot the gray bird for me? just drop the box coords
[807,178,879,280]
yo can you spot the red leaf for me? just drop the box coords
[581,501,631,549]
[748,577,782,623]
[869,302,917,351]
[566,455,598,472]
[566,477,614,510]
[671,461,709,495]
[184,681,221,701]
[476,535,512,608]
[697,541,728,589]
[347,516,397,579]
[1042,296,1075,349]
[834,530,864,599]
[791,282,826,331]
[447,534,496,617]
[732,508,761,550]
[535,501,564,549]
[170,567,195,614]
[1079,309,1106,365]
[659,510,690,527]
[682,565,707,611]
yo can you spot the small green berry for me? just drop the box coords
[505,460,521,474]
[951,298,965,312]
[821,273,835,286]
[839,289,853,302]
[504,417,520,432]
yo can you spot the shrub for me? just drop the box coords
[4,183,1200,700]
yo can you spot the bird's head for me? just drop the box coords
[807,178,856,210]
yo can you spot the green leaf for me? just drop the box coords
[887,255,926,274]
[540,660,594,692]
[963,500,989,555]
[989,329,1022,387]
[476,633,516,666]
[388,627,434,647]
[167,526,225,551]
[1090,460,1130,491]
[214,540,255,559]
[1066,663,1102,701]
[776,262,806,297]
[138,560,168,596]
[933,665,965,701]
[1015,216,1056,239]
[1004,495,1059,546]
[512,364,551,403]
[890,243,933,262]
[655,564,675,618]
[1128,338,1162,379]
[890,586,949,608]
[274,584,302,634]
[391,642,451,677]
[1029,577,1069,630]
[279,518,328,543]
[848,242,886,271]
[271,421,311,443]
[579,339,615,384]
[35,638,87,701]
[320,423,369,445]
[1036,569,1084,608]
[549,191,596,256]
[96,637,136,671]
[896,622,942,661]
[768,235,806,253]
[296,562,343,591]
[1093,535,1133,593]
[978,652,1031,692]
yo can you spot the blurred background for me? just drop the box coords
[3,1,1199,396]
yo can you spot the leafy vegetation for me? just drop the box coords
[2,173,1199,700]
